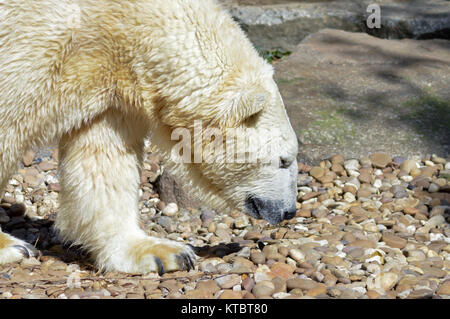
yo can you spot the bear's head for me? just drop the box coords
[152,62,298,225]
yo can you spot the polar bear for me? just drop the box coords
[0,0,298,273]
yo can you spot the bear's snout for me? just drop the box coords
[244,195,296,225]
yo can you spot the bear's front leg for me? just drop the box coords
[55,110,195,274]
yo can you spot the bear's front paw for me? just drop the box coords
[103,237,197,275]
[0,232,38,265]
[130,238,197,275]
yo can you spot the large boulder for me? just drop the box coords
[154,171,202,209]
[219,0,450,51]
[274,29,450,163]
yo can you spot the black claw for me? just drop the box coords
[188,254,195,270]
[24,243,39,257]
[13,245,30,258]
[184,256,191,272]
[154,257,165,276]
[182,253,192,272]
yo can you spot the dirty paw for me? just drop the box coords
[126,238,197,275]
[0,232,38,264]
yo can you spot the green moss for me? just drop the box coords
[298,109,356,145]
[400,92,450,134]
[275,77,306,85]
[257,49,292,64]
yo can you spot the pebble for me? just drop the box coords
[344,160,359,172]
[382,234,407,249]
[405,250,426,262]
[214,274,241,289]
[200,208,216,226]
[218,290,243,299]
[348,240,376,249]
[408,288,434,299]
[234,216,249,229]
[310,167,325,179]
[196,280,221,295]
[373,179,382,188]
[343,192,356,202]
[436,281,450,296]
[252,281,275,298]
[288,249,305,263]
[269,262,295,279]
[426,215,446,229]
[331,155,345,165]
[22,150,36,167]
[162,202,178,216]
[428,183,439,193]
[216,263,233,273]
[370,153,391,168]
[379,272,399,291]
[250,252,266,264]
[306,283,327,297]
[273,292,291,299]
[271,276,287,293]
[400,160,418,174]
[241,277,255,292]
[215,228,231,242]
[254,265,274,283]
[286,278,317,291]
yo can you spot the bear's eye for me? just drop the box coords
[243,110,262,127]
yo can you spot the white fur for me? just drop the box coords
[0,0,298,272]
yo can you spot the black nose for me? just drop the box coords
[283,207,297,220]
[245,195,297,225]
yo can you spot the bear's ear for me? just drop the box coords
[215,87,268,127]
[157,84,269,129]
[237,89,267,122]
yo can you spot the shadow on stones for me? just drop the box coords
[192,242,243,258]
[306,34,450,156]
[2,209,94,269]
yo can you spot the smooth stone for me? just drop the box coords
[370,153,391,168]
[347,240,376,249]
[214,274,241,289]
[306,284,327,297]
[288,249,305,263]
[234,215,249,229]
[310,166,325,179]
[344,160,360,171]
[162,202,178,216]
[252,281,275,298]
[428,183,440,193]
[286,278,318,291]
[436,282,450,296]
[400,160,418,174]
[382,234,407,249]
[219,290,243,299]
[331,155,345,165]
[196,280,221,295]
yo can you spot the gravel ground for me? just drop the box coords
[0,147,449,299]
